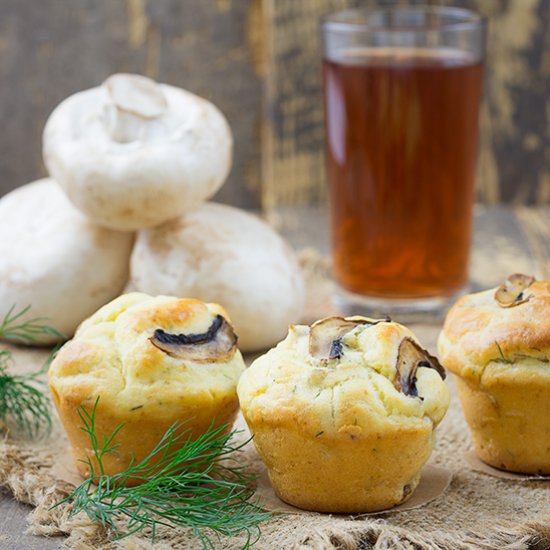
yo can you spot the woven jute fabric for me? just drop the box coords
[0,252,549,550]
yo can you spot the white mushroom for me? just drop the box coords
[130,202,305,352]
[0,179,134,343]
[43,73,233,231]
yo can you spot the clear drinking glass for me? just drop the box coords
[322,6,486,320]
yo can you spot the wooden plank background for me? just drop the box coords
[263,0,550,212]
[0,0,549,211]
[0,0,263,209]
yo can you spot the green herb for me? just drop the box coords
[494,340,510,363]
[55,398,272,547]
[0,350,53,437]
[0,306,61,438]
[0,304,65,344]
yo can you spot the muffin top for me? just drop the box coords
[438,276,550,382]
[49,293,245,416]
[238,317,449,437]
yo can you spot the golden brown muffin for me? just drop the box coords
[238,316,450,513]
[438,275,550,474]
[49,293,245,482]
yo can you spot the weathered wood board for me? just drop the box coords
[0,0,549,212]
[0,0,263,209]
[262,0,550,212]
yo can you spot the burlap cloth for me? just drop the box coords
[0,251,549,550]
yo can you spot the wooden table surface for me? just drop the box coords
[1,204,549,550]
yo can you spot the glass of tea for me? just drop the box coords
[322,6,486,320]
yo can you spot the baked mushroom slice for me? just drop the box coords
[395,338,446,398]
[150,315,238,363]
[494,273,535,308]
[309,316,389,360]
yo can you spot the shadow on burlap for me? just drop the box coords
[0,251,548,549]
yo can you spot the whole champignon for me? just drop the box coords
[395,338,446,398]
[130,202,304,352]
[308,316,389,360]
[43,73,232,230]
[150,314,238,363]
[494,273,535,308]
[0,179,134,343]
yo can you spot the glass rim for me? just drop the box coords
[322,6,486,33]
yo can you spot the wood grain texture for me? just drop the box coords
[0,0,263,208]
[0,0,549,213]
[263,0,550,213]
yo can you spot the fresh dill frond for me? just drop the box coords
[494,340,510,363]
[0,348,53,438]
[55,398,272,547]
[0,304,65,344]
[0,305,60,438]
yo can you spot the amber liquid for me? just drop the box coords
[323,48,483,298]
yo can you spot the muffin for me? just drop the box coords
[49,292,245,481]
[238,316,450,513]
[438,274,550,475]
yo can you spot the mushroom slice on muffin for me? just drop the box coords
[308,316,391,360]
[395,338,446,398]
[494,273,535,308]
[150,315,238,362]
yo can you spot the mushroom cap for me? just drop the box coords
[129,202,305,352]
[0,178,134,343]
[43,73,233,231]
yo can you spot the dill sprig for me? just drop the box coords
[0,304,65,344]
[0,306,60,438]
[55,398,272,547]
[494,340,511,363]
[0,349,53,438]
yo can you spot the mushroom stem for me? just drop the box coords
[102,73,168,143]
[103,107,147,143]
